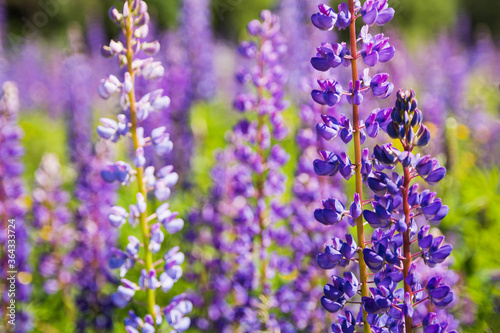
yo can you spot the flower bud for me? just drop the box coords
[130,0,140,12]
[151,95,170,110]
[133,147,146,167]
[100,45,115,58]
[142,61,165,79]
[109,39,124,54]
[411,108,422,127]
[151,127,173,156]
[98,75,121,99]
[126,236,140,256]
[139,1,148,14]
[101,163,118,183]
[164,218,184,234]
[108,206,128,228]
[374,143,400,165]
[247,19,261,35]
[134,24,149,39]
[136,193,147,214]
[97,118,119,141]
[416,124,431,147]
[117,114,130,136]
[141,41,161,55]
[122,1,130,18]
[115,161,132,184]
[122,72,133,94]
[135,11,150,28]
[108,6,123,22]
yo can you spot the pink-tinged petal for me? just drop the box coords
[363,51,379,67]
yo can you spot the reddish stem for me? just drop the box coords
[402,165,414,333]
[347,2,370,332]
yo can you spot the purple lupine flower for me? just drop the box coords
[312,79,343,106]
[311,42,350,72]
[180,0,216,100]
[278,0,316,99]
[143,31,194,185]
[336,2,352,30]
[0,82,32,332]
[98,1,192,331]
[369,73,394,98]
[184,10,292,331]
[9,42,46,111]
[227,10,291,328]
[360,0,395,26]
[32,154,74,295]
[359,26,395,67]
[359,90,456,331]
[309,2,458,332]
[184,149,242,330]
[85,13,108,59]
[311,4,338,31]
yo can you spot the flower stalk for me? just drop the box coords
[98,1,192,331]
[402,165,414,332]
[124,4,156,320]
[347,1,370,331]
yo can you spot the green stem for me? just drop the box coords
[124,4,156,325]
[256,113,267,294]
[255,36,268,296]
[347,1,370,332]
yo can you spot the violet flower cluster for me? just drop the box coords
[310,1,457,332]
[232,9,291,324]
[180,0,216,101]
[274,86,347,331]
[0,82,31,332]
[140,0,216,184]
[97,1,191,332]
[356,90,455,332]
[32,154,74,295]
[143,31,194,185]
[187,10,291,331]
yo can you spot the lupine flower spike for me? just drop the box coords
[32,154,74,296]
[310,1,457,332]
[98,1,191,331]
[0,82,32,332]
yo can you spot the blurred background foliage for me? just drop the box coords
[4,0,500,42]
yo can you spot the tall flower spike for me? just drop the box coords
[358,89,456,332]
[0,82,32,332]
[310,1,397,332]
[143,31,194,186]
[180,0,216,100]
[231,10,290,330]
[32,154,74,296]
[185,10,291,331]
[98,2,191,331]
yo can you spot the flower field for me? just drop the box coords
[0,0,499,332]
